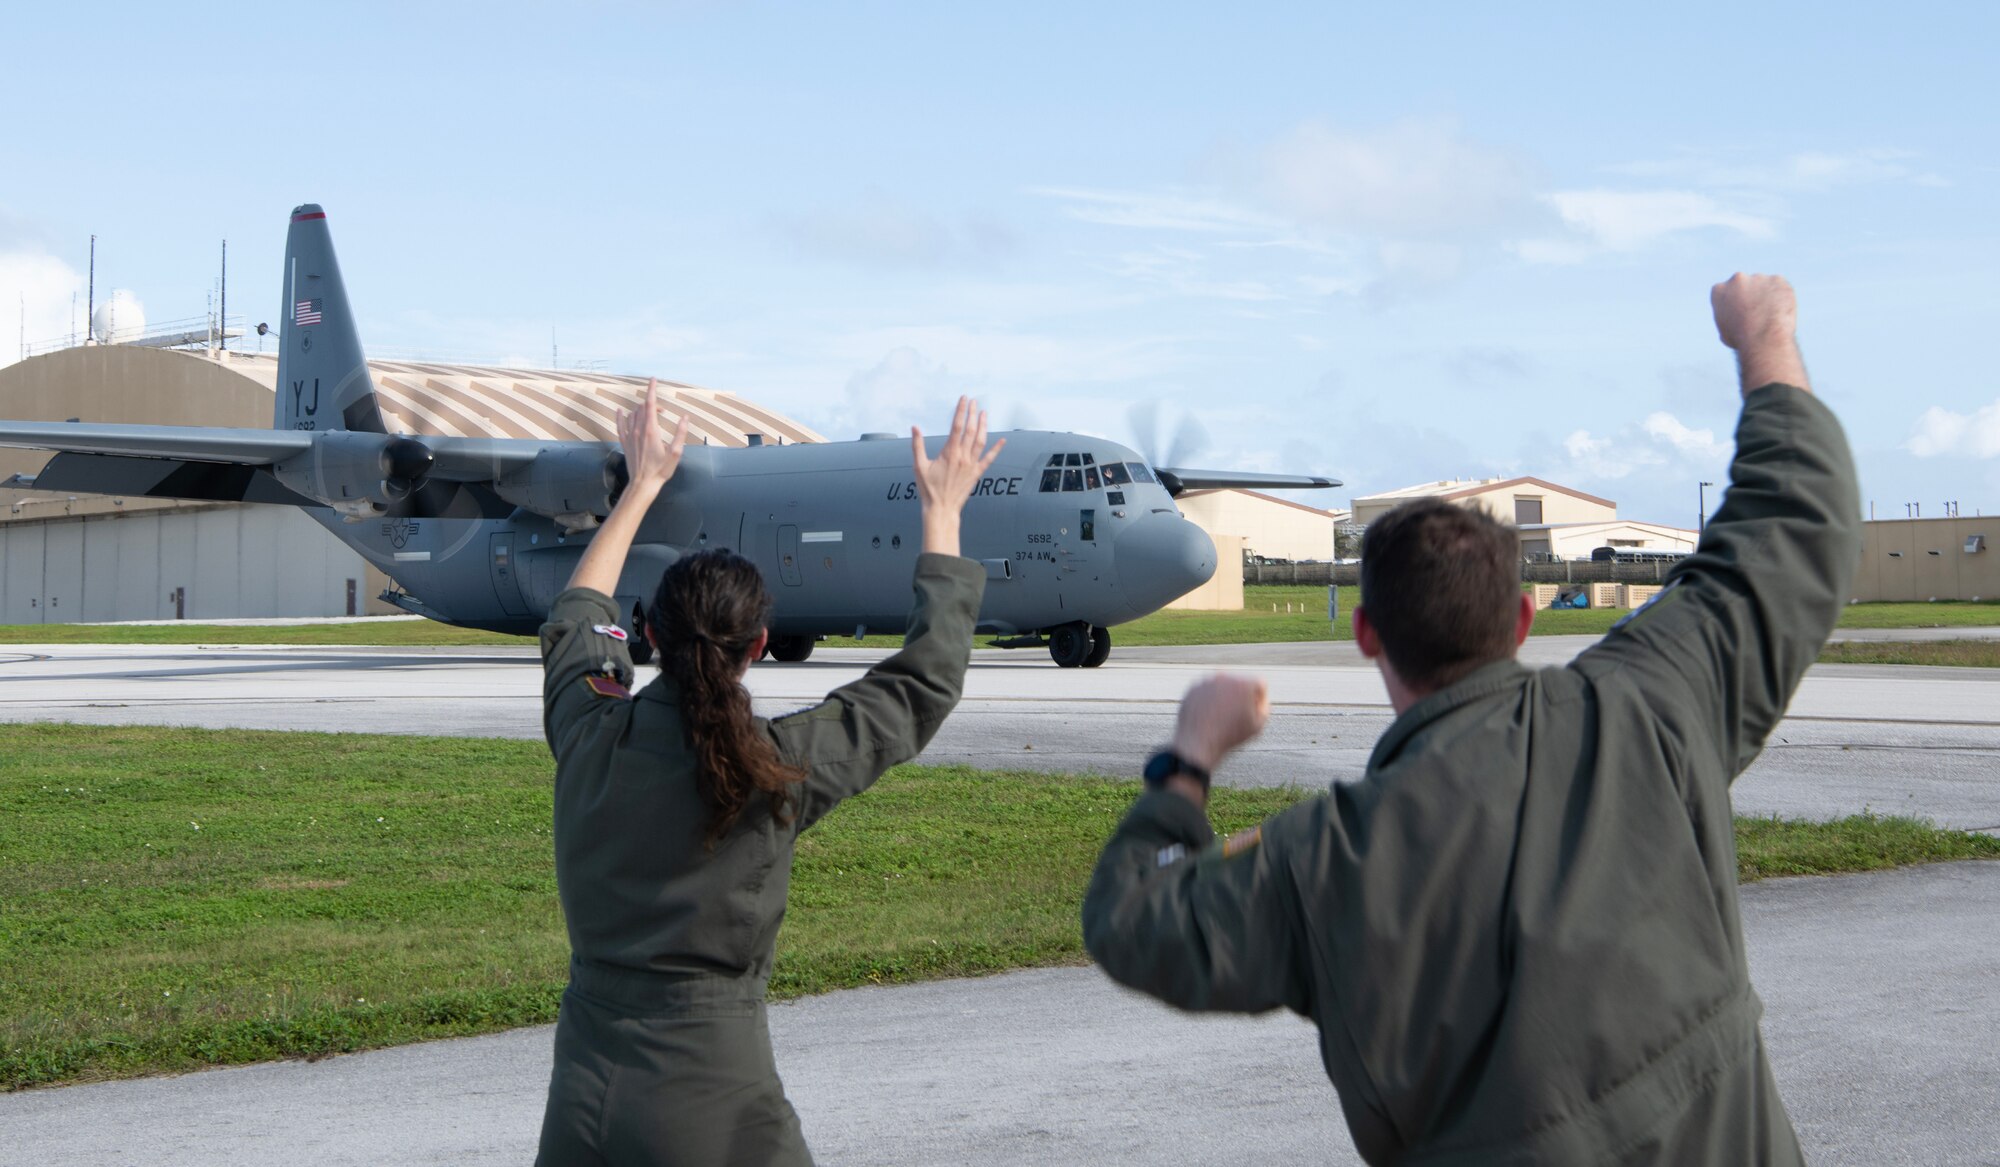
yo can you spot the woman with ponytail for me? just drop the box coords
[535,380,1001,1166]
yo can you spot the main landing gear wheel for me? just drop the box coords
[1083,625,1111,668]
[1048,622,1092,668]
[768,634,815,663]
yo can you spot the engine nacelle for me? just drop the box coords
[493,447,627,530]
[273,432,436,520]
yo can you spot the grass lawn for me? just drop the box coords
[4,586,1995,648]
[1816,640,2000,668]
[4,723,1997,1089]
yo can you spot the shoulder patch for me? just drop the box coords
[583,674,632,700]
[1220,825,1263,860]
[591,623,629,642]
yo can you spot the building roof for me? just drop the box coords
[1354,475,1616,510]
[1518,520,1695,537]
[1176,488,1349,520]
[219,353,825,447]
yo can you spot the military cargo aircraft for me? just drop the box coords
[0,205,1338,666]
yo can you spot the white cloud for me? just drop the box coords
[1032,187,1283,234]
[1906,400,2000,458]
[1515,189,1775,263]
[1101,247,1285,302]
[771,190,1017,269]
[1560,410,1729,481]
[1612,148,1949,192]
[1,250,87,369]
[828,347,962,436]
[829,323,1182,387]
[1641,411,1728,460]
[1255,117,1544,237]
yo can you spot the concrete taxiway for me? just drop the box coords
[3,861,1993,1165]
[1,634,1995,830]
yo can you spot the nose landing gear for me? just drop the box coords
[1048,621,1112,668]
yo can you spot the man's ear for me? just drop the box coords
[643,622,659,650]
[1514,591,1535,648]
[1353,605,1382,660]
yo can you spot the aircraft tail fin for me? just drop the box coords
[274,205,387,434]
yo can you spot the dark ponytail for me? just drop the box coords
[644,550,805,845]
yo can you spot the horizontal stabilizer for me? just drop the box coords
[34,453,319,506]
[1156,468,1342,492]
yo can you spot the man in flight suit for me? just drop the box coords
[1083,274,1859,1165]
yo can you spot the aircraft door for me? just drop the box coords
[777,524,803,587]
[488,532,529,618]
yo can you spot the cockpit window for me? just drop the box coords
[1047,454,1063,467]
[1039,468,1062,492]
[1101,462,1131,486]
[1081,453,1095,465]
[1062,468,1084,491]
[1064,452,1082,467]
[1084,465,1101,490]
[1126,462,1158,485]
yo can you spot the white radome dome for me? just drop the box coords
[91,290,146,344]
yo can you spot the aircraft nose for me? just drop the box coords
[1115,514,1216,617]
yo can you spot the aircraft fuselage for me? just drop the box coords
[330,432,1217,641]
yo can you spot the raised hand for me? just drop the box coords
[911,396,1006,556]
[618,377,691,494]
[1711,273,1810,395]
[1171,672,1271,777]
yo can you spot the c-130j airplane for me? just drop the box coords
[0,206,1339,666]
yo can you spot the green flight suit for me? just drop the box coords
[1084,384,1860,1165]
[534,552,985,1167]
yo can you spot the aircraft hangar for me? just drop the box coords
[0,344,824,625]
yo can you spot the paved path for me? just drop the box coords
[4,861,1993,1166]
[2,636,1995,830]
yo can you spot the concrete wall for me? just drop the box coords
[1853,518,1997,602]
[0,506,393,623]
[1165,534,1246,611]
[1175,490,1339,563]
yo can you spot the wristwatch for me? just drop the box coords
[1143,749,1211,793]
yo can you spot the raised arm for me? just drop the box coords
[1578,275,1861,776]
[1082,674,1308,1013]
[566,378,689,596]
[540,380,688,751]
[767,397,1004,829]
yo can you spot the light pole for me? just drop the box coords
[1698,481,1714,531]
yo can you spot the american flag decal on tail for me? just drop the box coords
[293,298,323,326]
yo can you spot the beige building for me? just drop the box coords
[0,344,824,623]
[1174,488,1346,564]
[1352,476,1617,529]
[1518,520,1696,562]
[1852,517,1996,602]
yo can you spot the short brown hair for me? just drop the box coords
[1358,499,1519,691]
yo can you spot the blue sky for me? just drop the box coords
[4,1,1995,525]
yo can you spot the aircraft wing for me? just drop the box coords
[1155,467,1342,492]
[0,421,545,516]
[0,421,316,464]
